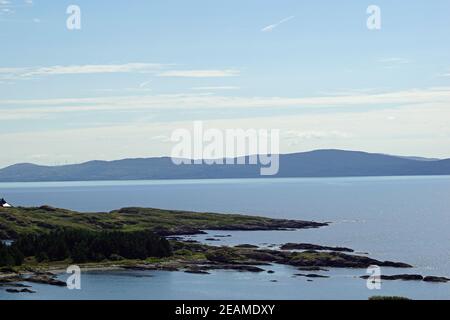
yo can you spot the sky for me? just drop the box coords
[1,0,450,168]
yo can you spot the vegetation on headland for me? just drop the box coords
[0,206,326,240]
[1,229,171,267]
[17,229,171,263]
[0,241,23,267]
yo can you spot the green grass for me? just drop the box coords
[0,206,310,239]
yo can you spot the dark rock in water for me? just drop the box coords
[295,273,330,279]
[6,289,21,293]
[281,243,354,253]
[203,265,265,273]
[235,244,259,249]
[225,265,265,273]
[361,274,423,281]
[381,261,413,268]
[386,274,424,281]
[267,270,275,274]
[423,276,450,283]
[298,266,329,272]
[6,288,36,294]
[205,238,221,242]
[361,274,450,283]
[185,268,210,275]
[288,251,412,269]
[214,235,232,238]
[270,280,278,283]
[25,275,66,287]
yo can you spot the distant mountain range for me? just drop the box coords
[0,150,449,182]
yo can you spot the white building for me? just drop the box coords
[0,198,12,208]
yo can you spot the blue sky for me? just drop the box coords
[1,0,450,167]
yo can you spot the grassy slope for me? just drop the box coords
[0,206,325,239]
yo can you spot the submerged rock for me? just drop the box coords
[6,288,35,294]
[295,273,330,279]
[361,274,450,283]
[298,266,329,272]
[423,276,450,283]
[203,265,265,273]
[361,274,423,281]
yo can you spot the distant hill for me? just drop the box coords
[0,150,449,182]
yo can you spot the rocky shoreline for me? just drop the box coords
[2,239,450,295]
[1,206,449,296]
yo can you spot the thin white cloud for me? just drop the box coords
[283,130,351,146]
[1,87,450,119]
[158,69,240,78]
[0,0,34,19]
[0,63,167,80]
[261,16,295,32]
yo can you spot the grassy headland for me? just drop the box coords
[0,206,326,239]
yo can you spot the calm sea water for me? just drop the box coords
[1,176,450,300]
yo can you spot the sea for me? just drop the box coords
[1,176,449,300]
